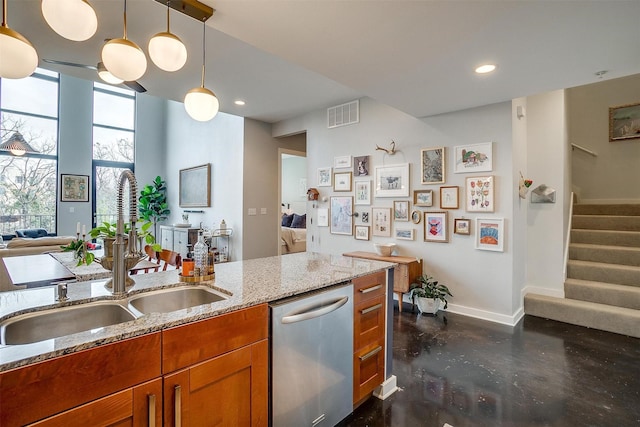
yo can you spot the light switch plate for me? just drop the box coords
[260,208,267,215]
[248,208,257,216]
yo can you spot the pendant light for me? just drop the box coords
[41,0,98,42]
[0,132,38,156]
[101,0,147,82]
[0,0,38,79]
[184,21,219,122]
[97,62,124,85]
[149,1,187,72]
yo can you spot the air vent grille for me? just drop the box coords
[327,100,359,129]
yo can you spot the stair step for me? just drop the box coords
[570,229,640,248]
[524,293,640,338]
[573,204,640,216]
[569,243,640,267]
[566,260,640,287]
[572,215,640,231]
[565,278,640,310]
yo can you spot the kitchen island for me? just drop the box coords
[0,252,396,426]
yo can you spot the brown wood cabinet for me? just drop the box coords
[162,304,269,426]
[344,251,422,312]
[352,271,386,406]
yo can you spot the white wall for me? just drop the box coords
[568,73,640,203]
[164,101,245,262]
[277,97,524,323]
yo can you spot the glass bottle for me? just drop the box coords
[193,230,209,276]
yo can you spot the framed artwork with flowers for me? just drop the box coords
[465,176,494,213]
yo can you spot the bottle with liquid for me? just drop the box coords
[193,230,209,276]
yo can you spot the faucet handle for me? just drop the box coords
[56,282,69,302]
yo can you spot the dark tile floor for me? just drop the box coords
[343,303,640,427]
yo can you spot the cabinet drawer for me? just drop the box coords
[162,304,269,373]
[353,340,385,404]
[353,271,386,305]
[354,294,385,351]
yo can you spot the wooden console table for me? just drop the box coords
[343,251,422,312]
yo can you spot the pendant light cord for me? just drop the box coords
[166,1,171,32]
[2,0,8,27]
[123,0,128,40]
[201,20,206,88]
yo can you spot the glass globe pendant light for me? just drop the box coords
[149,2,187,72]
[97,62,124,85]
[184,21,219,122]
[0,0,38,79]
[101,0,147,82]
[41,0,98,42]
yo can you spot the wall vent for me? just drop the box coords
[327,100,359,129]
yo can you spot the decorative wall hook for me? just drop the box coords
[375,140,396,155]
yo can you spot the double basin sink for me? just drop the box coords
[0,286,227,346]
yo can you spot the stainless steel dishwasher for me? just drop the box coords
[270,283,354,427]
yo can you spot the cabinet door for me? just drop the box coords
[28,379,162,427]
[173,229,188,258]
[164,340,268,427]
[353,340,385,405]
[354,294,386,351]
[160,227,173,251]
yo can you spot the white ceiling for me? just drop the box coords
[8,0,640,123]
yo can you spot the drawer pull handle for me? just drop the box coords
[174,385,182,427]
[359,345,382,362]
[360,303,382,315]
[148,394,156,427]
[359,284,382,294]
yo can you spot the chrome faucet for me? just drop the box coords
[111,170,143,296]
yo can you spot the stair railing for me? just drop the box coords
[571,143,597,157]
[563,192,575,281]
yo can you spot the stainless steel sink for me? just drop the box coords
[128,286,227,315]
[0,301,136,345]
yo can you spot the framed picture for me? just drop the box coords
[318,167,332,187]
[609,102,640,142]
[465,175,495,212]
[179,163,211,207]
[440,186,459,209]
[421,147,445,184]
[334,155,352,169]
[355,225,370,240]
[354,155,370,176]
[333,172,352,192]
[395,228,414,240]
[317,208,329,227]
[372,207,392,237]
[424,211,448,243]
[375,163,410,197]
[361,211,369,223]
[61,174,89,202]
[393,200,410,221]
[411,210,422,224]
[330,196,353,235]
[354,180,371,205]
[454,218,471,235]
[454,142,493,173]
[476,217,505,252]
[413,189,433,207]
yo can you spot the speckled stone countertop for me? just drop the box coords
[0,252,394,372]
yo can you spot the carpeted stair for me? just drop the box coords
[525,203,640,338]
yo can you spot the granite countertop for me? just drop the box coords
[0,252,394,371]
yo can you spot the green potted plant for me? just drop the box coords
[409,274,453,315]
[138,175,170,240]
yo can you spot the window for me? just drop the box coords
[92,83,135,227]
[0,69,59,234]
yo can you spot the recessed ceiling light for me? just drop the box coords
[234,100,246,106]
[475,64,496,74]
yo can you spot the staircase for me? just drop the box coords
[524,203,640,338]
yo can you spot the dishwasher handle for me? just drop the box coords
[281,296,349,324]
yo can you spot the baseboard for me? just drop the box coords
[521,285,565,300]
[577,198,640,205]
[373,375,398,400]
[445,303,524,327]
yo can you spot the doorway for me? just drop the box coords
[279,149,307,255]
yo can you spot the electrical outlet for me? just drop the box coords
[248,208,257,216]
[260,208,267,215]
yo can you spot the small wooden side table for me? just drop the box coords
[343,251,422,312]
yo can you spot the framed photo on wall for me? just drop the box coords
[465,175,495,212]
[61,174,89,202]
[318,167,332,187]
[424,211,448,243]
[333,172,352,192]
[439,186,459,209]
[454,218,471,235]
[375,163,410,197]
[609,102,640,142]
[330,196,353,235]
[453,142,493,173]
[393,200,410,221]
[355,225,370,240]
[354,180,371,205]
[372,207,392,237]
[353,155,370,176]
[421,147,445,184]
[395,228,414,240]
[476,217,505,252]
[179,163,211,207]
[334,155,352,169]
[413,189,433,207]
